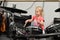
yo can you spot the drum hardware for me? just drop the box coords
[15,27,24,35]
[0,10,15,37]
[0,6,29,40]
[0,6,28,31]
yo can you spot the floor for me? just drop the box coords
[0,32,58,40]
[0,35,12,40]
[0,34,50,40]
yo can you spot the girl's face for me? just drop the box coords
[35,8,43,16]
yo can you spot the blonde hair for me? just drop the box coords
[35,6,44,17]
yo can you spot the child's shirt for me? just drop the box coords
[32,15,44,30]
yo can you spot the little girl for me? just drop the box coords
[25,6,45,34]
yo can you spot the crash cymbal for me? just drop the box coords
[55,8,60,12]
[0,6,27,13]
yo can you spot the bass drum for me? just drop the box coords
[45,23,60,34]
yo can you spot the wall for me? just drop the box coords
[44,2,59,28]
[6,2,59,28]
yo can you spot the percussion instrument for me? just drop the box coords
[0,11,6,32]
[45,23,60,34]
[0,6,27,13]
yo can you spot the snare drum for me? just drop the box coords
[26,26,42,34]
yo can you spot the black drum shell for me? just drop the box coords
[45,23,60,34]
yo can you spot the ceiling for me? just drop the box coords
[0,0,60,2]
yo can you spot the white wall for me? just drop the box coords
[44,2,59,28]
[7,2,59,28]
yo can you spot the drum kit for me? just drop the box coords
[0,5,42,40]
[0,4,60,40]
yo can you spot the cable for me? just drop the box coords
[42,0,45,9]
[25,0,37,10]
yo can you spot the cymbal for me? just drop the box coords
[0,6,27,13]
[55,8,60,12]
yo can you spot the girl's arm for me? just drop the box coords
[27,19,33,22]
[25,16,34,23]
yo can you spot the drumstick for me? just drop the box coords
[23,22,27,27]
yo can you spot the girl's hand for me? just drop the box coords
[37,20,44,25]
